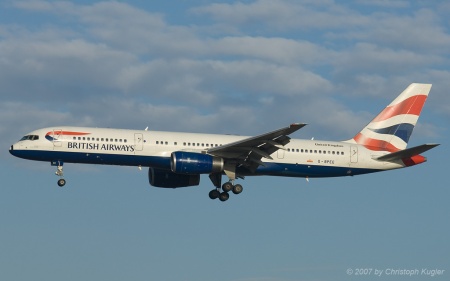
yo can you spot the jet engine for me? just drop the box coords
[171,151,224,174]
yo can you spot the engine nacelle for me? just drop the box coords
[171,151,224,175]
[148,168,200,188]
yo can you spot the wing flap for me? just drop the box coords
[376,143,439,162]
[208,123,306,171]
[208,123,306,154]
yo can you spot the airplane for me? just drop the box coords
[9,83,439,202]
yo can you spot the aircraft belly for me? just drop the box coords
[250,162,381,178]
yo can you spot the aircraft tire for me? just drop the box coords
[209,189,220,200]
[222,182,233,192]
[57,179,66,187]
[219,192,229,202]
[232,184,243,194]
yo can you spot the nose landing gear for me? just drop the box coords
[52,161,66,187]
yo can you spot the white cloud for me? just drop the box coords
[210,36,332,65]
[1,0,446,143]
[191,0,369,31]
[355,0,410,8]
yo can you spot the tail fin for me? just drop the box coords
[347,83,432,152]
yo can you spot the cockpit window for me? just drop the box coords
[19,135,39,141]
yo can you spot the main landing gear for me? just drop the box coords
[208,167,243,202]
[208,182,243,202]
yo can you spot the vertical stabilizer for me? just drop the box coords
[347,83,432,152]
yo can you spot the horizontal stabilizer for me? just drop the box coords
[376,143,439,162]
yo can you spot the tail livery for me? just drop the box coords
[347,83,438,167]
[349,83,432,152]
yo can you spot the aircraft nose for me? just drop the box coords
[9,144,17,156]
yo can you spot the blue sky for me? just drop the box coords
[0,1,449,281]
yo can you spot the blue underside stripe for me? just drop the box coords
[10,150,381,178]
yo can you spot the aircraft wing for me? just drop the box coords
[208,123,306,171]
[376,143,440,162]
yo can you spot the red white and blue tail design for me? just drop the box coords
[347,83,432,152]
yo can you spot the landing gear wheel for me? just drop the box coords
[219,192,230,202]
[57,178,66,187]
[209,189,220,200]
[222,182,233,193]
[232,184,243,195]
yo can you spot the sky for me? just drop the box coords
[0,1,449,281]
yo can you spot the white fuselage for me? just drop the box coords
[10,126,404,178]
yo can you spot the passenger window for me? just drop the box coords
[73,137,76,140]
[156,141,159,144]
[165,141,168,145]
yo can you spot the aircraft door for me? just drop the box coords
[277,149,285,159]
[134,133,143,151]
[350,146,358,163]
[53,129,62,148]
